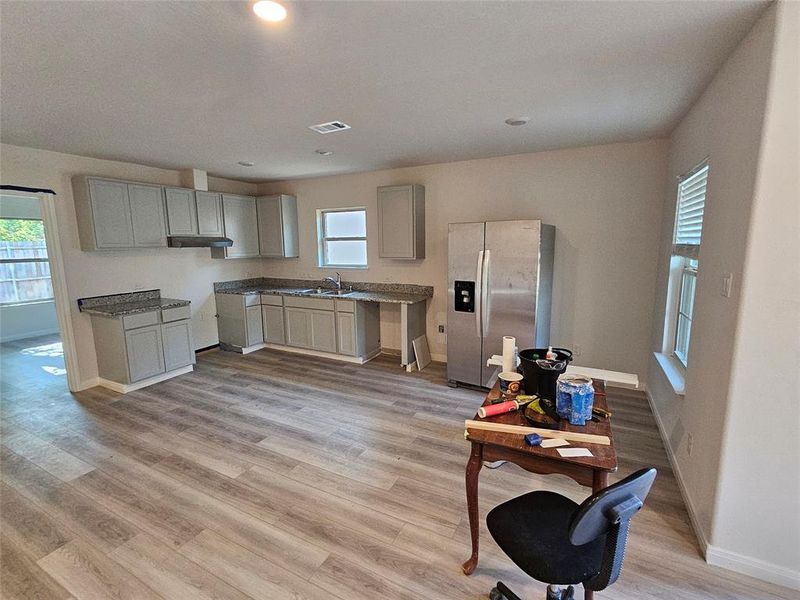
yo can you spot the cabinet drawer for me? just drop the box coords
[334,299,355,313]
[244,294,261,307]
[122,310,159,330]
[161,305,191,323]
[284,296,334,311]
[260,294,284,306]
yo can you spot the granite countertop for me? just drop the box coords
[78,290,191,317]
[214,278,432,305]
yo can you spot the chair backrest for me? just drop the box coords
[569,468,657,591]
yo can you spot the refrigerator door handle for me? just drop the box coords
[475,250,484,337]
[481,250,491,334]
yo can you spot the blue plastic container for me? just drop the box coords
[556,376,595,426]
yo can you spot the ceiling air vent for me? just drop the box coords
[309,121,351,134]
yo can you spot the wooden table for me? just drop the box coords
[462,381,617,576]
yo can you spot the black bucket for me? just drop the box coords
[518,348,573,399]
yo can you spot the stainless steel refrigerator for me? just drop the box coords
[447,220,555,388]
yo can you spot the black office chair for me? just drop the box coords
[486,468,656,600]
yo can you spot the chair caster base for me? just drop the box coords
[489,582,522,600]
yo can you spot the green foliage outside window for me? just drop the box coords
[0,219,45,242]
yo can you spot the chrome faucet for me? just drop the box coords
[324,272,342,290]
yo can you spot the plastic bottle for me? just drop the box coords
[546,346,557,360]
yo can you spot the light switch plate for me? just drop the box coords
[721,273,733,297]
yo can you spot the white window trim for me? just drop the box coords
[316,207,368,269]
[658,159,708,389]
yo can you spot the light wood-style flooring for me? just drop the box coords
[0,346,794,599]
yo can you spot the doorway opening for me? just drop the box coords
[0,192,74,399]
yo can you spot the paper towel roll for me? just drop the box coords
[502,336,516,373]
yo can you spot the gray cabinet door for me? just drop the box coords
[162,320,195,371]
[222,195,260,258]
[257,195,299,258]
[285,308,312,348]
[129,184,167,247]
[245,305,263,347]
[89,179,134,248]
[262,305,285,345]
[196,191,224,236]
[311,310,337,353]
[125,324,165,382]
[336,312,356,356]
[378,185,425,259]
[165,188,198,235]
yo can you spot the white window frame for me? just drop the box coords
[316,207,368,269]
[0,217,54,306]
[663,160,708,370]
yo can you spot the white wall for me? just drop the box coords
[0,302,59,343]
[713,0,799,586]
[0,194,60,342]
[647,2,799,588]
[0,144,261,388]
[260,139,668,374]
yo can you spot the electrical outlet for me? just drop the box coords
[438,325,445,334]
[686,433,693,456]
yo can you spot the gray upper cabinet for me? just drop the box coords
[257,195,299,258]
[377,184,425,259]
[87,178,134,248]
[196,191,224,236]
[214,195,260,258]
[73,176,170,250]
[165,187,198,235]
[129,184,167,247]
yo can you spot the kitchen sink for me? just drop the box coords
[320,289,355,296]
[295,288,355,297]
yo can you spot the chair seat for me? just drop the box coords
[487,490,605,585]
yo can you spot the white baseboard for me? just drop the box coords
[75,377,100,391]
[262,343,381,365]
[95,365,194,394]
[706,544,800,591]
[644,388,709,554]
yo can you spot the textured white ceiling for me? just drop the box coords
[0,0,767,181]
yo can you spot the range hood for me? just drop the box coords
[168,236,233,248]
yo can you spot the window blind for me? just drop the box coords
[673,163,708,259]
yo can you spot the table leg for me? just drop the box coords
[592,470,608,493]
[461,442,483,575]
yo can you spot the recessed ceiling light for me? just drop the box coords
[505,117,530,126]
[237,161,255,167]
[315,149,333,156]
[253,1,287,22]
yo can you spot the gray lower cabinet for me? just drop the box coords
[262,305,286,344]
[213,195,260,258]
[129,183,167,247]
[125,324,166,382]
[162,320,195,372]
[286,308,336,352]
[337,312,356,356]
[285,307,313,348]
[310,310,337,353]
[257,195,299,258]
[165,187,198,235]
[90,307,194,386]
[217,293,379,359]
[245,305,264,347]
